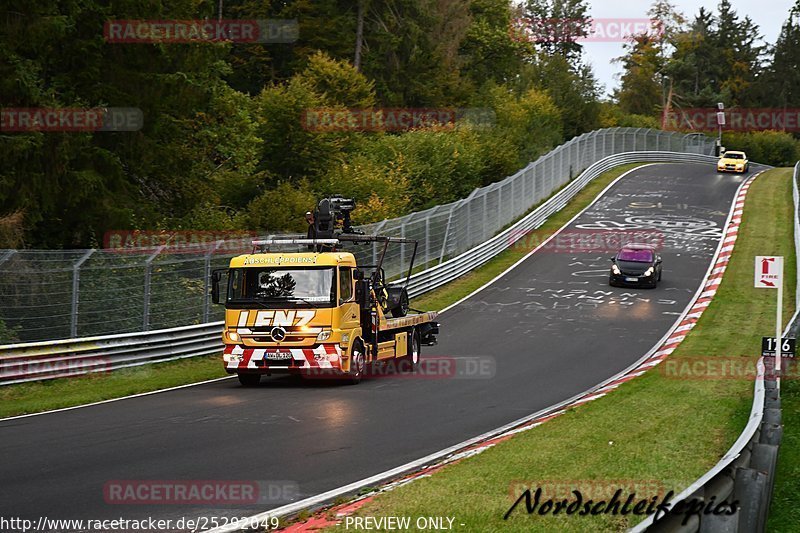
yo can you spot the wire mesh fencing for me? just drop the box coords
[0,128,715,343]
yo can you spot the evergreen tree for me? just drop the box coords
[758,0,800,107]
[615,34,664,116]
[614,1,686,117]
[711,0,764,105]
[523,0,590,62]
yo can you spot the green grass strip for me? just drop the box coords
[770,375,800,530]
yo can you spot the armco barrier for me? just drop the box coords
[631,162,796,533]
[0,151,718,385]
[0,323,222,385]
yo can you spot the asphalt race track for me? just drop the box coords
[0,163,758,527]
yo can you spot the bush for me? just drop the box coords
[254,53,376,183]
[478,85,562,180]
[722,131,800,167]
[241,180,317,233]
[598,103,662,129]
[318,155,411,223]
[366,129,489,211]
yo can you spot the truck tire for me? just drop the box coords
[406,328,421,370]
[347,340,366,384]
[391,288,409,318]
[238,373,261,387]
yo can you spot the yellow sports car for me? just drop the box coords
[717,151,749,173]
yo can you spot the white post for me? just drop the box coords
[777,257,784,388]
[756,255,785,387]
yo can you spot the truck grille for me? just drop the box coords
[253,335,307,342]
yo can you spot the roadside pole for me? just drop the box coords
[756,256,784,389]
[777,258,784,387]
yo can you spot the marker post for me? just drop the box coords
[755,256,784,387]
[776,258,784,385]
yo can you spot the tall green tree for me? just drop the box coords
[664,8,719,107]
[758,0,800,107]
[523,0,590,62]
[614,1,686,117]
[712,0,764,105]
[0,0,259,246]
[517,0,599,138]
[459,0,534,93]
[664,1,763,108]
[516,53,600,139]
[615,34,664,116]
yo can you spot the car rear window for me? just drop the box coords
[618,249,653,262]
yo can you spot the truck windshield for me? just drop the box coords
[227,267,335,307]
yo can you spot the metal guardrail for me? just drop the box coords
[0,128,715,343]
[0,322,223,385]
[0,150,718,385]
[792,161,800,332]
[632,162,798,532]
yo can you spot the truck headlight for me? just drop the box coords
[316,330,332,341]
[612,264,621,275]
[228,331,240,342]
[644,267,655,277]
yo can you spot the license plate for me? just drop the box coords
[625,277,639,282]
[265,350,293,360]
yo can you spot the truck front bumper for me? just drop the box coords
[223,343,344,374]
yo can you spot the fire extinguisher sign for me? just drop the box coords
[755,256,783,289]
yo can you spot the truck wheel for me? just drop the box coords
[347,340,366,384]
[391,288,409,318]
[238,373,260,387]
[406,328,421,370]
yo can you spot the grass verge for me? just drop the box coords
[0,163,643,419]
[770,378,800,530]
[319,168,796,532]
[0,355,226,418]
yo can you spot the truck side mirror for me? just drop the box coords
[211,269,225,305]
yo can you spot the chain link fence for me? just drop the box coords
[0,128,715,343]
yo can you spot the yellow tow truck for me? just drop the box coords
[211,197,440,385]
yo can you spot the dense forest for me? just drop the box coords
[2,0,800,249]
